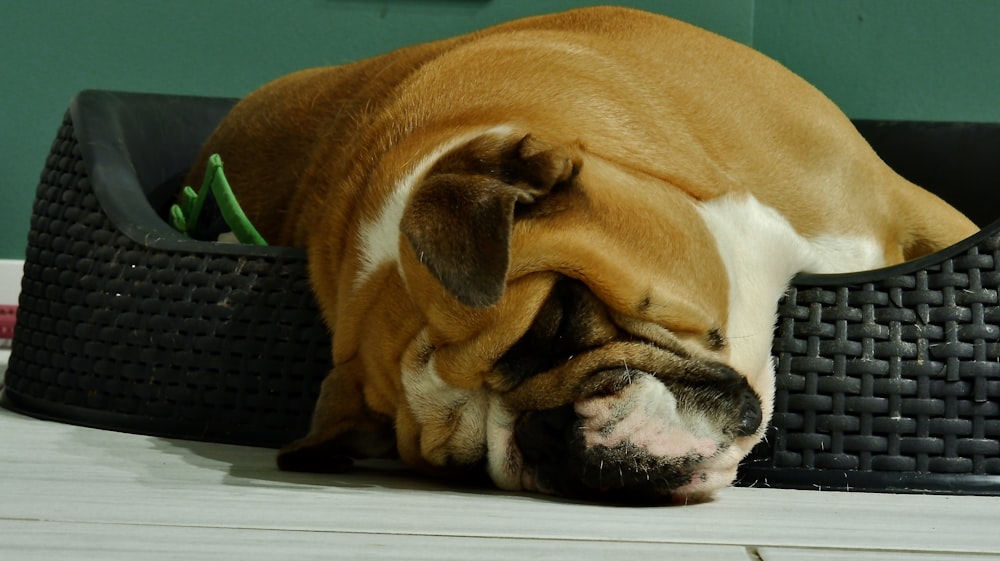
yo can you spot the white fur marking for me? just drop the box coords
[696,194,883,380]
[400,352,494,466]
[486,399,531,491]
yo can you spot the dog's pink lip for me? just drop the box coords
[669,458,740,503]
[670,490,715,505]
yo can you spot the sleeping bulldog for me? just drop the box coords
[185,6,977,503]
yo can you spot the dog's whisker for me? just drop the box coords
[723,330,770,341]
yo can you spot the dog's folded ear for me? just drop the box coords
[401,133,581,308]
[277,362,397,473]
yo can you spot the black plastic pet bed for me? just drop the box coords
[2,90,998,495]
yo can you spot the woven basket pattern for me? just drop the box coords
[740,235,1000,492]
[4,113,331,446]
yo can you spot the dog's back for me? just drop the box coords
[188,6,974,260]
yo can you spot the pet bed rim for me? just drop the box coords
[70,90,303,260]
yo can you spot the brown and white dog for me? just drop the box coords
[186,6,977,503]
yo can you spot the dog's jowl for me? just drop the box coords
[186,6,978,503]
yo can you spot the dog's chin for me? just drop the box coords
[485,373,758,504]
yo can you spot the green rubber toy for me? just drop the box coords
[170,153,268,246]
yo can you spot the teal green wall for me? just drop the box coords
[752,0,1000,122]
[2,0,997,259]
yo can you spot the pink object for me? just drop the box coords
[0,305,16,340]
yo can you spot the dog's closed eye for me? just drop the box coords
[494,278,615,390]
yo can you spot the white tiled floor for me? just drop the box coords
[1,355,999,560]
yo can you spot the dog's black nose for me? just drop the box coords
[737,388,762,437]
[702,364,761,437]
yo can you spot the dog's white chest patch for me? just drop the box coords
[355,180,412,287]
[696,194,883,382]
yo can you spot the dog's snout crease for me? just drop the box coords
[737,389,763,437]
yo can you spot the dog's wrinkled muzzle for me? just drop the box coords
[512,370,762,503]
